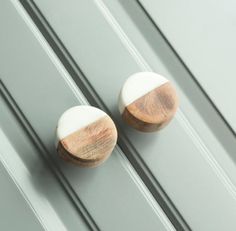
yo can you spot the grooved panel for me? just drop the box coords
[0,162,44,231]
[0,1,173,230]
[139,0,236,133]
[0,82,89,231]
[30,0,236,230]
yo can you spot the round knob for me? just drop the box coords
[118,72,178,132]
[56,106,117,167]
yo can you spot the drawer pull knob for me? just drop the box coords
[56,106,117,167]
[118,72,179,132]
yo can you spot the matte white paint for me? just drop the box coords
[56,105,106,143]
[118,72,168,113]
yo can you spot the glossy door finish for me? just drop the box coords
[27,0,236,230]
[0,1,173,230]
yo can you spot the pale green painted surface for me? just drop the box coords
[0,162,44,231]
[0,92,90,231]
[139,0,236,132]
[1,0,236,230]
[32,0,236,230]
[0,0,173,230]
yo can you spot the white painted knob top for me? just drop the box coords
[118,72,179,132]
[56,106,117,167]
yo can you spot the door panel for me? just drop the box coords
[0,162,43,231]
[27,0,236,230]
[0,1,173,230]
[139,0,236,133]
[0,89,89,231]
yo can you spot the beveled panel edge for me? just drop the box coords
[95,0,236,201]
[93,1,191,230]
[136,0,236,138]
[0,79,97,231]
[25,0,236,229]
[5,1,175,230]
[20,0,182,230]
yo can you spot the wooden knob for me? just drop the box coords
[119,72,179,132]
[56,106,117,167]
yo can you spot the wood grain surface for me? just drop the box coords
[122,82,178,132]
[57,116,117,167]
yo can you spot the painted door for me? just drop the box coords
[0,0,235,230]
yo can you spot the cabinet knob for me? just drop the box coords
[119,72,178,132]
[56,106,117,167]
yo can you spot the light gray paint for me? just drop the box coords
[0,86,90,231]
[139,0,236,133]
[31,0,236,230]
[0,0,173,230]
[0,162,44,231]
